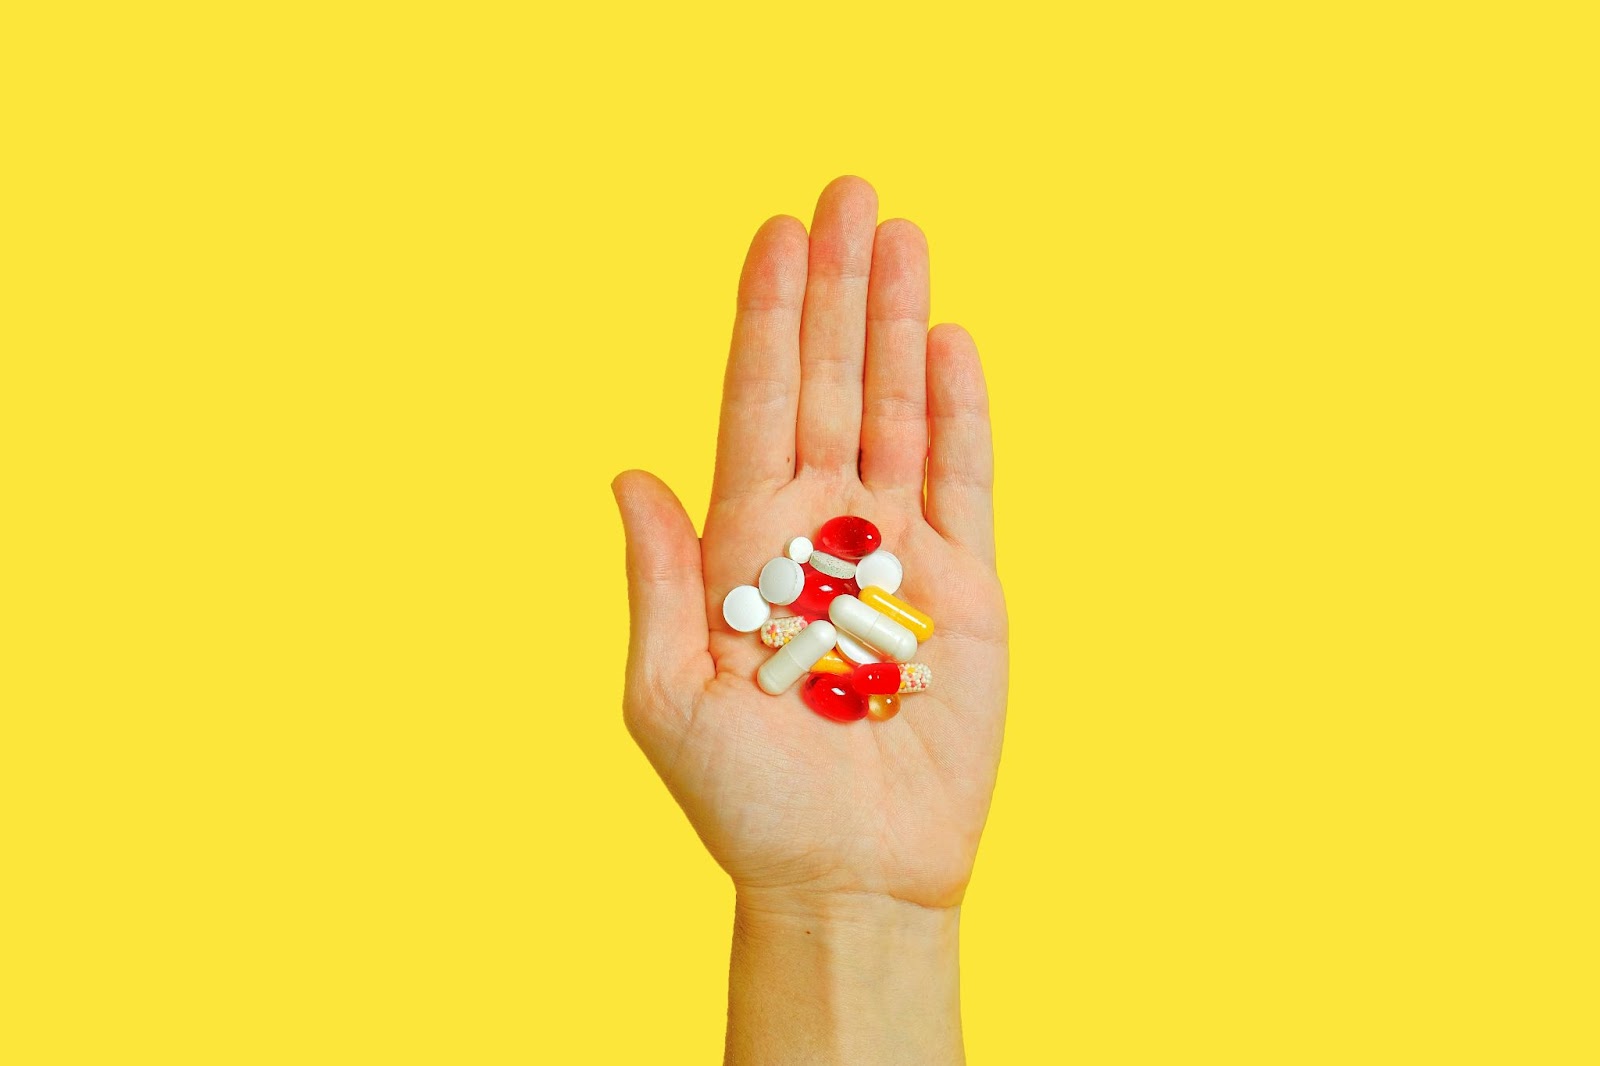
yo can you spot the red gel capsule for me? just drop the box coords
[791,563,859,621]
[802,672,868,722]
[850,662,901,695]
[817,516,881,562]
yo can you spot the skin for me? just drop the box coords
[611,175,1007,1064]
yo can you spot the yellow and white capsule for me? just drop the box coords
[858,586,934,642]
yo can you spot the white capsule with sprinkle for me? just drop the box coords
[808,550,857,580]
[758,620,837,695]
[760,615,808,648]
[828,594,917,662]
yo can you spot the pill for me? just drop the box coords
[807,550,857,580]
[810,649,853,675]
[866,693,902,721]
[852,550,903,595]
[817,516,881,561]
[858,586,934,642]
[791,563,859,621]
[758,557,806,606]
[834,630,882,665]
[897,662,932,694]
[850,662,902,695]
[722,585,771,633]
[758,620,837,695]
[829,594,917,662]
[760,615,808,649]
[801,672,868,722]
[785,536,814,564]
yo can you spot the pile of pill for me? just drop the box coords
[720,515,934,723]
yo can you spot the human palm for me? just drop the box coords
[613,177,1007,911]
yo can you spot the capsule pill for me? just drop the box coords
[801,672,868,722]
[858,586,934,642]
[810,649,853,675]
[897,662,932,694]
[829,594,917,662]
[758,620,838,695]
[760,615,808,649]
[866,693,902,721]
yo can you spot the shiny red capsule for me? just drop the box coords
[802,672,868,722]
[850,662,902,695]
[791,563,859,621]
[817,516,881,562]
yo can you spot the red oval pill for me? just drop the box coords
[850,662,901,695]
[817,516,881,562]
[802,672,868,722]
[791,563,859,621]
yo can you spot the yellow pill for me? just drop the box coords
[858,586,934,642]
[867,693,902,721]
[811,649,853,675]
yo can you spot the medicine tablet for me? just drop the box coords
[722,585,771,633]
[785,536,813,564]
[852,550,903,596]
[808,550,857,580]
[834,630,882,665]
[758,557,805,606]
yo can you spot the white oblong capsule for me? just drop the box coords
[852,550,903,595]
[834,630,881,665]
[758,620,837,695]
[723,585,771,633]
[828,594,917,662]
[758,557,805,605]
[807,550,857,580]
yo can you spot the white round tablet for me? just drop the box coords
[785,536,813,564]
[807,550,857,580]
[834,631,881,665]
[852,550,903,595]
[722,585,771,633]
[757,557,805,606]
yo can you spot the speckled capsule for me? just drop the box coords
[897,663,932,694]
[760,615,808,649]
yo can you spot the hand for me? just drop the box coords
[612,176,1008,914]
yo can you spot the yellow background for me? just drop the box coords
[3,2,1596,1062]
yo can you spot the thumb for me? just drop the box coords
[610,470,713,701]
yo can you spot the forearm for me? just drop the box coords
[725,888,964,1065]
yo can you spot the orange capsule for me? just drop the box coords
[858,586,934,642]
[811,649,853,675]
[867,693,902,721]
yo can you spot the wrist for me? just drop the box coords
[726,887,964,1065]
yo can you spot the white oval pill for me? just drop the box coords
[808,550,857,579]
[828,594,917,662]
[834,631,881,665]
[758,620,837,695]
[758,557,805,605]
[852,550,903,595]
[785,536,813,564]
[722,585,771,633]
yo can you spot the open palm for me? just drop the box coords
[613,177,1007,911]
